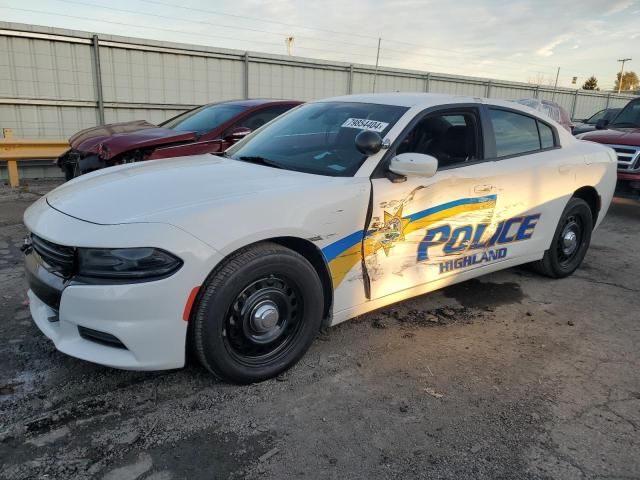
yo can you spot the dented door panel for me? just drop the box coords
[366,163,504,300]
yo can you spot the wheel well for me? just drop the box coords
[572,186,600,227]
[269,237,333,324]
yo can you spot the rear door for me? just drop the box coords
[482,107,570,259]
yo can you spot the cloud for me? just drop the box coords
[535,34,573,57]
[605,0,634,15]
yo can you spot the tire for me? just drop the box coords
[192,242,324,383]
[531,197,593,278]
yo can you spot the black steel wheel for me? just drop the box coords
[224,275,303,367]
[556,214,583,268]
[191,242,324,383]
[532,197,593,278]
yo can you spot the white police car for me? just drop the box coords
[24,93,617,383]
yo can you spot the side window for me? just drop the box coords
[489,109,541,157]
[538,122,555,149]
[234,105,293,131]
[396,110,480,168]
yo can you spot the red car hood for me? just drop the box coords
[69,120,198,157]
[580,127,640,146]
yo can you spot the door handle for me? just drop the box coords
[474,185,493,194]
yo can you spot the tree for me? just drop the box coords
[582,76,599,90]
[614,71,639,92]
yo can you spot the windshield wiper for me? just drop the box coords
[609,122,639,128]
[236,156,285,169]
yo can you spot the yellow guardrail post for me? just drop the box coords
[3,129,19,188]
[0,128,69,188]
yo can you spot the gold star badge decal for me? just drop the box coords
[377,205,411,256]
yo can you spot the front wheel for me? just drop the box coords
[531,197,593,278]
[191,242,324,383]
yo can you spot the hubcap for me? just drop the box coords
[223,275,303,366]
[562,229,578,255]
[250,301,280,332]
[557,215,583,266]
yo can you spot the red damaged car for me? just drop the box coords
[57,99,301,179]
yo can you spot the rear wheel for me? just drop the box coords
[192,242,324,383]
[531,197,593,278]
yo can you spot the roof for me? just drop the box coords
[313,92,576,141]
[214,99,301,107]
[315,92,482,108]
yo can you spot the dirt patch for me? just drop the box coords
[379,305,486,327]
[442,279,524,309]
[102,428,270,480]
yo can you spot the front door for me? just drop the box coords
[366,107,503,299]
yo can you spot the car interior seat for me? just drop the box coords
[428,125,476,167]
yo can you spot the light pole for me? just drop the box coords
[285,36,294,56]
[372,37,381,93]
[617,58,632,94]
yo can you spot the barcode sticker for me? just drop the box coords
[341,118,389,132]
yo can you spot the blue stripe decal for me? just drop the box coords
[322,230,364,262]
[405,195,497,222]
[321,195,496,264]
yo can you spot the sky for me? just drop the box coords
[1,0,639,90]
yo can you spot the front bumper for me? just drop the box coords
[24,198,222,370]
[618,172,640,182]
[617,172,640,193]
[58,149,106,178]
[27,279,188,370]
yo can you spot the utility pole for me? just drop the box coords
[551,67,560,102]
[617,58,632,94]
[372,37,381,93]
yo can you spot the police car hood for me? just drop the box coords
[46,154,331,225]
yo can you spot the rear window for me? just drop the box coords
[161,104,246,134]
[538,122,555,149]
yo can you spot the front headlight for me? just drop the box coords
[76,247,182,280]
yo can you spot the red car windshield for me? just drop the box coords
[161,104,246,134]
[609,100,640,128]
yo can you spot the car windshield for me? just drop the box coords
[586,109,605,124]
[225,102,408,176]
[160,104,246,134]
[604,108,621,121]
[609,100,640,128]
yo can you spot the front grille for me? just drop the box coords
[31,234,75,276]
[606,144,640,172]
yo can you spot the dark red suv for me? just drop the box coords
[57,99,301,179]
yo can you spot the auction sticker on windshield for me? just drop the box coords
[341,118,389,132]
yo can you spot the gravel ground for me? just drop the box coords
[1,182,639,480]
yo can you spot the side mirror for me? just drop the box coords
[225,126,252,142]
[389,153,438,178]
[595,119,609,130]
[355,130,383,156]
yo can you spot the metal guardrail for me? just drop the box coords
[0,128,69,187]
